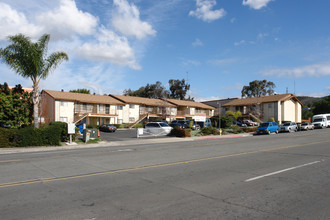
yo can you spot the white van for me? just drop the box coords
[312,114,330,128]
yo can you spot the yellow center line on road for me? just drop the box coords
[1,139,330,189]
[0,159,21,163]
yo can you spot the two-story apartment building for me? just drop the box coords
[109,94,177,124]
[165,98,215,121]
[40,90,215,127]
[40,90,125,126]
[222,93,302,124]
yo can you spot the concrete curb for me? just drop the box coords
[0,133,253,155]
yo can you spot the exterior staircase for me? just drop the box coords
[129,114,148,129]
[74,113,89,124]
[249,113,263,123]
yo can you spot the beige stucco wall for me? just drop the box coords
[55,100,75,123]
[262,102,276,122]
[295,102,302,123]
[120,104,140,124]
[282,99,296,122]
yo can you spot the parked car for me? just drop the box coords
[186,119,201,130]
[300,122,314,130]
[279,122,298,132]
[169,122,185,129]
[256,122,279,134]
[233,121,247,127]
[243,120,258,126]
[99,124,117,132]
[145,122,173,135]
[0,123,11,129]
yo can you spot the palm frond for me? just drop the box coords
[42,52,69,79]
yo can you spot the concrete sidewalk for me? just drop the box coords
[0,133,253,154]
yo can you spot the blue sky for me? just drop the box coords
[1,0,330,101]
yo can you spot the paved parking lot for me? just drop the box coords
[99,129,137,141]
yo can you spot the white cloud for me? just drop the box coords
[192,38,203,47]
[263,62,330,78]
[326,86,330,91]
[36,0,98,39]
[112,0,156,39]
[189,0,226,22]
[0,2,42,40]
[234,40,246,46]
[181,58,201,66]
[242,0,273,10]
[75,28,140,70]
[230,18,236,23]
[209,58,238,66]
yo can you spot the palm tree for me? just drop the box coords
[226,110,242,121]
[0,33,68,128]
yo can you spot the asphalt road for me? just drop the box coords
[1,129,330,219]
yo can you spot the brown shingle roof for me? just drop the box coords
[43,90,125,105]
[166,99,215,110]
[222,93,302,107]
[109,94,176,107]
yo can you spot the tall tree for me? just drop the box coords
[0,34,68,128]
[69,88,90,94]
[0,82,33,127]
[313,95,330,115]
[241,80,275,98]
[169,79,191,100]
[123,81,169,99]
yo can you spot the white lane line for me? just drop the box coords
[245,160,322,182]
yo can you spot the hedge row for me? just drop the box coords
[0,122,71,148]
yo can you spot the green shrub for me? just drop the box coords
[114,124,125,129]
[201,127,219,136]
[220,116,233,128]
[170,127,191,137]
[49,121,68,141]
[0,128,18,147]
[230,125,243,134]
[133,123,144,128]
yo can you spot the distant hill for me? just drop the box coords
[296,96,323,106]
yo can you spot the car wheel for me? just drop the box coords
[275,129,279,134]
[267,130,271,135]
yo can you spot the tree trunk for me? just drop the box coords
[32,85,40,128]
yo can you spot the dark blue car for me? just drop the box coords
[256,122,279,135]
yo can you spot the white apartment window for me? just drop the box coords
[60,117,68,122]
[129,104,135,109]
[99,104,105,113]
[83,103,88,111]
[105,105,110,114]
[118,119,123,124]
[60,101,68,107]
[117,105,123,110]
[268,103,273,108]
[129,117,135,123]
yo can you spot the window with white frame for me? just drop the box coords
[59,117,68,122]
[129,117,135,123]
[99,104,105,113]
[129,104,135,109]
[60,101,68,107]
[117,105,123,110]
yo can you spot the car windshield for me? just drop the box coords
[301,123,308,125]
[260,123,269,127]
[313,118,324,122]
[160,122,170,127]
[283,123,290,126]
